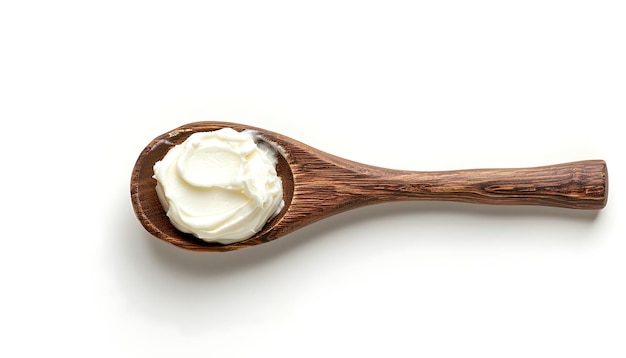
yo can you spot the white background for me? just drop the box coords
[1,1,624,357]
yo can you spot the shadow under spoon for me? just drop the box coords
[131,121,608,252]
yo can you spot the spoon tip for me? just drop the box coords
[130,122,296,252]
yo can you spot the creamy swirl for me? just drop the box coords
[153,128,284,244]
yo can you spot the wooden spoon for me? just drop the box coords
[131,121,608,252]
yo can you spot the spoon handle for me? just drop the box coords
[351,160,608,209]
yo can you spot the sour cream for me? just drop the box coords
[153,128,284,244]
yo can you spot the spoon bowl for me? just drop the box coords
[131,122,608,252]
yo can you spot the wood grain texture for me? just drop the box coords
[131,122,608,252]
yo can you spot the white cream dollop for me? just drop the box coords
[153,128,284,244]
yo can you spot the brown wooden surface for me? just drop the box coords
[131,122,609,252]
